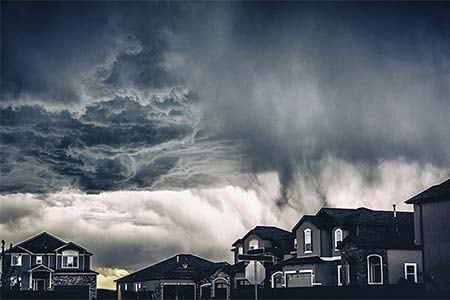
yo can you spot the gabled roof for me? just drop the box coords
[115,254,226,283]
[292,207,413,232]
[55,242,92,255]
[29,264,55,272]
[7,232,92,255]
[231,226,291,247]
[405,179,450,204]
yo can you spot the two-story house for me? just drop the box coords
[276,207,421,288]
[1,232,98,299]
[229,226,294,289]
[405,178,450,291]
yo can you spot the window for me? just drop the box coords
[249,239,259,250]
[404,263,418,283]
[236,279,251,286]
[124,283,128,291]
[238,247,243,255]
[294,238,297,249]
[334,229,343,250]
[11,254,22,266]
[367,254,383,285]
[36,256,43,264]
[62,251,79,268]
[304,229,312,253]
[337,265,342,286]
[135,283,141,291]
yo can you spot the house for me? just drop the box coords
[276,207,421,288]
[115,254,229,300]
[1,231,98,299]
[229,226,294,289]
[405,178,450,291]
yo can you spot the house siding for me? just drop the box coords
[386,249,422,284]
[295,221,321,257]
[420,200,450,290]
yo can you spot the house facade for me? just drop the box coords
[1,232,98,299]
[275,207,422,288]
[229,226,294,289]
[405,178,450,291]
[115,254,229,300]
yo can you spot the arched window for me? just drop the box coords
[304,229,312,253]
[334,229,343,250]
[367,254,383,285]
[249,239,259,250]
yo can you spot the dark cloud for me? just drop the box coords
[1,2,449,201]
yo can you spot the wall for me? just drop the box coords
[295,221,321,257]
[421,200,450,290]
[386,249,422,284]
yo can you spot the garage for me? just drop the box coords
[162,284,195,300]
[286,271,313,287]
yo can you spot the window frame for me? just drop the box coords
[36,255,43,265]
[404,263,418,283]
[334,228,343,251]
[249,239,259,250]
[337,265,342,286]
[238,246,243,255]
[62,251,79,269]
[367,254,383,285]
[11,254,22,266]
[303,228,312,253]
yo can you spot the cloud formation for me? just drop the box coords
[1,1,450,289]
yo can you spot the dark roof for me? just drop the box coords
[293,207,413,231]
[405,179,450,204]
[232,226,291,247]
[7,232,92,255]
[279,256,324,266]
[340,231,418,250]
[115,254,225,283]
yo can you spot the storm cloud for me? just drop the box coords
[1,1,450,289]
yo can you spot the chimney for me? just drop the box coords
[392,204,397,218]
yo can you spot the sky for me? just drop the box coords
[1,1,450,289]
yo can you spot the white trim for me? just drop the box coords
[337,265,342,286]
[271,271,284,288]
[404,263,418,283]
[199,283,211,298]
[303,228,312,253]
[29,264,54,272]
[334,228,343,251]
[212,277,229,300]
[320,256,342,262]
[12,232,67,253]
[367,254,383,285]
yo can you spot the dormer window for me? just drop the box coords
[249,239,259,250]
[36,256,43,264]
[238,246,243,255]
[62,250,79,268]
[334,228,343,251]
[11,254,22,266]
[304,228,312,253]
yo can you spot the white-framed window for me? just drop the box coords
[62,250,79,268]
[11,254,22,266]
[334,229,343,250]
[135,282,141,291]
[36,256,43,264]
[337,265,342,286]
[346,264,351,285]
[404,263,418,283]
[367,254,383,285]
[249,239,259,250]
[294,238,297,249]
[304,229,312,253]
[124,283,128,291]
[238,246,243,255]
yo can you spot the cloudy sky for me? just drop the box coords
[1,1,450,289]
